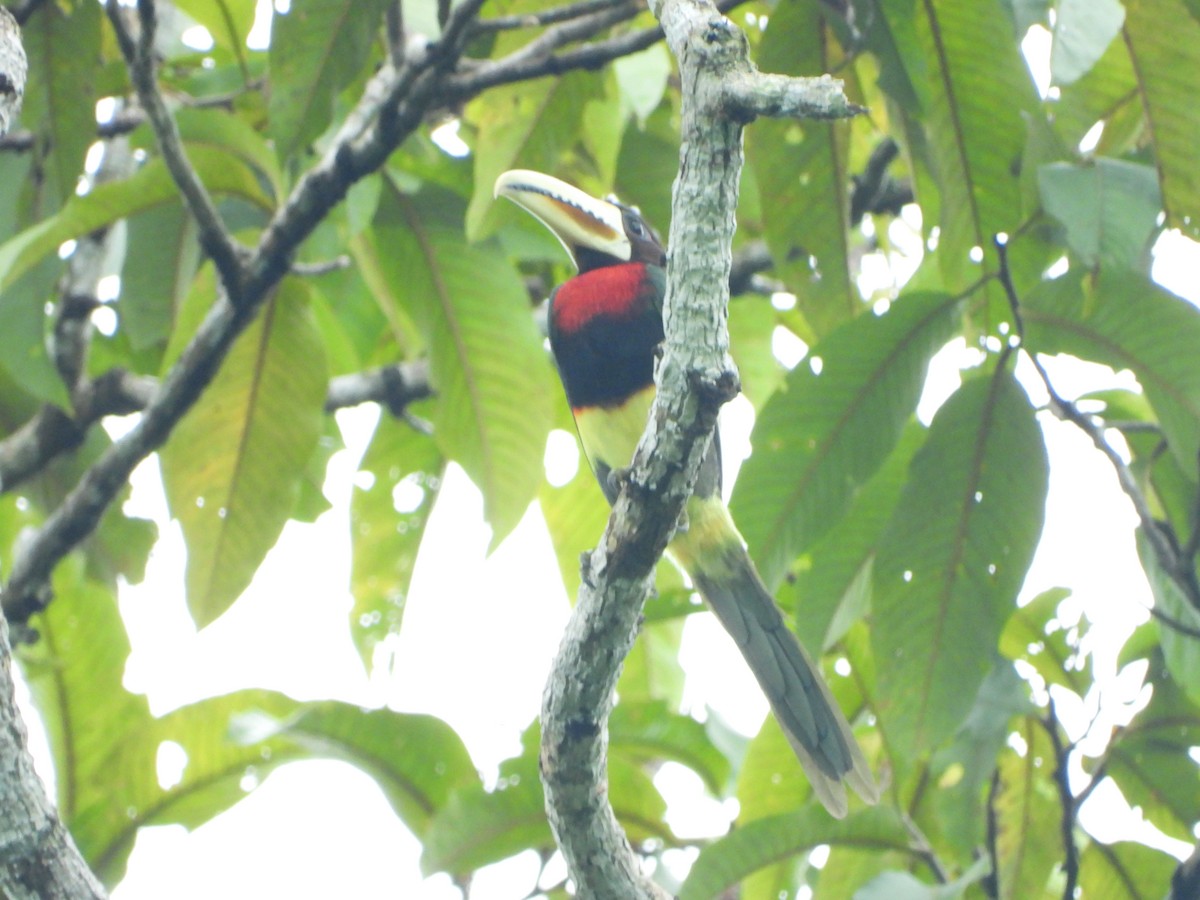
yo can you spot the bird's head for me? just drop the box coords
[494,169,665,273]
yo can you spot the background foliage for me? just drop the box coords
[0,0,1197,896]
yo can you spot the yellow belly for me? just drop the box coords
[572,386,744,578]
[572,385,657,474]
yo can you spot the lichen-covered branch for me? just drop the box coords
[537,0,860,895]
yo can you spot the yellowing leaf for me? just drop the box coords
[161,279,328,626]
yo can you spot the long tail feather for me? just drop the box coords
[681,521,879,817]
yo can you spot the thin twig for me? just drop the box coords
[1041,701,1080,900]
[385,1,404,67]
[448,0,749,97]
[104,0,246,298]
[1183,448,1200,561]
[291,256,352,277]
[246,0,487,298]
[996,236,1200,618]
[473,0,632,32]
[902,812,950,884]
[728,240,773,296]
[324,361,432,414]
[983,770,1000,899]
[1073,758,1108,809]
[1143,603,1200,639]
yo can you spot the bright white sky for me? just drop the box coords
[9,11,1200,900]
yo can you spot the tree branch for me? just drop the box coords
[996,237,1200,619]
[104,0,246,298]
[1171,842,1200,900]
[472,0,631,33]
[537,1,861,895]
[52,139,134,402]
[0,0,488,621]
[0,357,431,499]
[447,0,749,97]
[1042,702,1080,900]
[324,361,433,415]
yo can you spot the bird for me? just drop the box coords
[494,169,878,818]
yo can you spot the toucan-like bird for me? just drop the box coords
[495,170,878,817]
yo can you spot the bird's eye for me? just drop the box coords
[626,215,645,237]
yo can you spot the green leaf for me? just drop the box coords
[1023,271,1200,473]
[375,183,555,543]
[422,726,672,878]
[1078,841,1180,900]
[267,0,390,161]
[19,563,155,885]
[728,298,786,410]
[175,0,257,79]
[610,700,730,795]
[862,0,930,115]
[465,71,601,240]
[21,0,101,209]
[1105,655,1200,841]
[1037,160,1161,270]
[139,691,303,836]
[817,849,908,900]
[1000,587,1091,694]
[20,573,478,888]
[1051,34,1140,154]
[16,413,155,588]
[0,146,273,295]
[1050,0,1125,86]
[166,108,286,201]
[786,421,925,654]
[347,228,424,355]
[1006,0,1052,32]
[873,366,1048,756]
[679,807,911,900]
[350,413,444,669]
[419,755,552,877]
[580,71,625,188]
[613,108,678,241]
[613,44,671,123]
[731,290,961,590]
[752,0,856,335]
[127,692,477,876]
[120,202,202,351]
[927,663,1032,858]
[0,256,68,406]
[855,859,991,899]
[617,616,688,706]
[749,713,823,810]
[238,701,479,838]
[992,718,1061,899]
[913,0,1039,283]
[1123,0,1200,238]
[160,278,328,625]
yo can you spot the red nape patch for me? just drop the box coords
[552,264,654,334]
